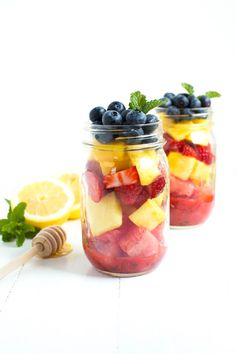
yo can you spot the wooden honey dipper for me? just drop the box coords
[0,226,67,280]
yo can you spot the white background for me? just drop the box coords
[0,1,236,354]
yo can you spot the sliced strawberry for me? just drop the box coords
[178,140,198,158]
[196,144,213,165]
[115,183,143,206]
[84,170,104,202]
[164,133,179,155]
[170,175,195,197]
[147,175,166,198]
[119,225,159,257]
[104,166,139,189]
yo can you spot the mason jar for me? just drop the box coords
[80,119,169,277]
[156,107,215,228]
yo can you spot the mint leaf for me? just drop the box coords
[142,99,167,114]
[205,91,221,98]
[181,82,194,95]
[129,91,147,111]
[0,200,40,246]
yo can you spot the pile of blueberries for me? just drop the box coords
[89,101,159,144]
[159,93,211,118]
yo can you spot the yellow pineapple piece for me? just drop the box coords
[128,149,160,186]
[152,191,165,207]
[162,118,194,141]
[186,130,209,146]
[190,160,211,184]
[86,192,122,237]
[168,152,196,181]
[129,199,165,230]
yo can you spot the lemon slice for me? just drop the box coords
[59,173,81,219]
[12,179,75,228]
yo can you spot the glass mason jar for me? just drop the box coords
[80,119,169,277]
[156,107,216,228]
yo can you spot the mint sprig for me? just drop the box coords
[181,82,194,95]
[0,200,40,247]
[205,91,221,98]
[129,91,166,114]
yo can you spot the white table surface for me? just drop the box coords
[0,167,236,354]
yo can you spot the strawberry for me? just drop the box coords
[196,144,213,165]
[164,133,179,155]
[84,170,104,202]
[115,183,143,206]
[104,166,139,189]
[147,175,166,198]
[178,140,198,158]
[134,187,149,208]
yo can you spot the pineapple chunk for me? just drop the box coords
[152,191,165,207]
[162,118,194,141]
[168,152,196,181]
[129,199,165,230]
[128,149,160,186]
[190,160,211,184]
[186,130,209,146]
[86,192,122,237]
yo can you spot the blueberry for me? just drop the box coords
[143,114,158,134]
[107,101,126,113]
[173,94,189,108]
[159,97,172,108]
[95,132,114,144]
[121,109,132,122]
[92,120,103,125]
[102,110,123,125]
[164,92,175,100]
[199,95,211,107]
[189,95,201,108]
[121,127,144,145]
[166,106,181,115]
[89,106,106,123]
[181,108,193,116]
[126,110,147,124]
[179,93,190,97]
[143,137,158,144]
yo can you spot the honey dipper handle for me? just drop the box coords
[0,246,39,280]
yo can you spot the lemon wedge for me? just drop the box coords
[12,179,74,228]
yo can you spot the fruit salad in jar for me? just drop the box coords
[156,83,220,227]
[81,91,169,276]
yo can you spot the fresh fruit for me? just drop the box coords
[178,141,198,158]
[104,166,139,189]
[84,171,104,202]
[168,152,196,180]
[107,101,126,113]
[164,133,179,154]
[170,175,195,197]
[164,92,175,100]
[119,226,159,257]
[143,114,158,134]
[167,106,180,115]
[147,175,166,198]
[89,106,106,123]
[151,223,164,240]
[95,132,114,144]
[121,109,131,121]
[181,108,192,116]
[196,144,213,165]
[126,110,147,124]
[134,187,149,208]
[186,129,209,146]
[190,159,211,184]
[86,192,122,237]
[86,160,103,176]
[189,95,201,108]
[159,97,172,107]
[91,229,122,257]
[163,119,194,141]
[122,127,144,145]
[12,179,75,228]
[102,110,123,125]
[129,199,165,230]
[115,183,143,206]
[128,149,160,186]
[173,94,189,108]
[58,173,81,219]
[199,95,211,107]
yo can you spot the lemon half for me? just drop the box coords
[58,173,81,219]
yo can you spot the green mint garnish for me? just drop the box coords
[129,91,166,114]
[181,82,194,95]
[0,199,40,247]
[205,91,221,98]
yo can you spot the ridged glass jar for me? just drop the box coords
[156,108,216,228]
[80,119,169,277]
